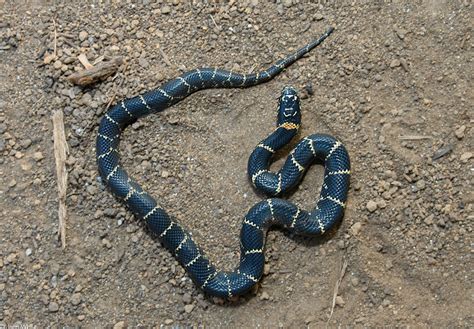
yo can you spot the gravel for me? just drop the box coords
[0,1,472,328]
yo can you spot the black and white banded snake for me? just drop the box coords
[96,27,350,297]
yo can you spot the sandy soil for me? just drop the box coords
[0,1,472,327]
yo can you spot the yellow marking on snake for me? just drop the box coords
[106,165,119,182]
[238,270,258,283]
[305,137,317,156]
[159,221,174,238]
[326,141,341,160]
[139,95,152,111]
[279,122,299,130]
[98,147,117,159]
[121,101,133,117]
[185,253,201,267]
[201,271,218,289]
[243,217,260,230]
[327,195,346,208]
[143,206,160,220]
[276,173,282,194]
[175,235,188,252]
[105,114,119,126]
[224,273,232,298]
[291,153,304,172]
[290,208,301,228]
[328,169,351,175]
[251,169,267,184]
[257,143,275,153]
[267,199,274,217]
[211,67,217,80]
[157,88,172,99]
[245,249,263,255]
[317,216,326,234]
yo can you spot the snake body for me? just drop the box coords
[96,27,350,297]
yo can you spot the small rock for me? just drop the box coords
[78,315,85,321]
[335,295,345,307]
[138,57,149,68]
[305,315,316,324]
[424,214,434,225]
[25,248,32,256]
[351,222,362,236]
[161,5,171,14]
[33,151,44,161]
[79,31,88,42]
[460,152,472,162]
[390,59,401,68]
[416,179,426,190]
[260,291,270,300]
[283,0,292,7]
[20,138,32,149]
[184,304,194,313]
[374,74,382,82]
[48,302,59,312]
[182,293,192,304]
[70,293,82,306]
[351,277,359,286]
[366,200,378,213]
[263,263,271,275]
[161,170,170,178]
[113,321,126,329]
[164,319,173,325]
[314,13,324,21]
[455,125,466,139]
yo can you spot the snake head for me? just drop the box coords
[277,87,301,126]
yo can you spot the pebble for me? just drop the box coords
[416,179,426,190]
[335,295,345,307]
[182,293,192,304]
[260,291,270,300]
[351,222,362,235]
[455,125,466,139]
[184,304,194,313]
[164,319,174,325]
[305,315,316,324]
[460,152,472,162]
[48,302,59,312]
[113,321,126,329]
[390,59,401,68]
[33,151,44,161]
[161,5,171,14]
[283,0,292,7]
[70,293,82,306]
[138,57,149,68]
[366,200,378,213]
[79,30,88,41]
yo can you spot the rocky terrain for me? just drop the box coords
[0,1,472,327]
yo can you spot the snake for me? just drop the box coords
[96,27,350,298]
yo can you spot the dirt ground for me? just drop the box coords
[0,1,472,327]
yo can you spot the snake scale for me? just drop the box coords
[96,27,351,298]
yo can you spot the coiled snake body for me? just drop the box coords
[96,27,350,298]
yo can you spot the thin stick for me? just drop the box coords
[210,14,220,30]
[159,48,173,67]
[52,18,57,58]
[398,135,432,141]
[327,256,348,324]
[52,110,69,248]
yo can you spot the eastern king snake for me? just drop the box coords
[96,27,350,297]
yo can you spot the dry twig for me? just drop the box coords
[67,56,123,86]
[398,135,432,141]
[52,110,69,248]
[159,48,173,67]
[52,18,57,58]
[327,256,348,324]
